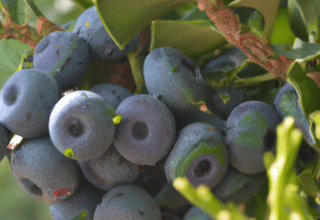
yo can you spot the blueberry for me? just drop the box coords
[113,94,176,165]
[50,177,104,220]
[205,86,245,119]
[0,68,59,138]
[90,83,133,109]
[274,82,315,146]
[143,47,213,116]
[71,6,140,61]
[49,90,116,161]
[93,185,162,220]
[77,145,139,191]
[211,165,266,204]
[9,136,80,204]
[165,122,228,189]
[33,31,92,93]
[0,123,10,162]
[226,101,281,174]
[201,47,247,75]
[183,206,213,220]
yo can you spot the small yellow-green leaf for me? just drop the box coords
[71,210,87,220]
[150,20,226,59]
[228,0,281,43]
[113,115,122,124]
[64,148,74,158]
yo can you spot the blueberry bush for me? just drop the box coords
[1,0,320,219]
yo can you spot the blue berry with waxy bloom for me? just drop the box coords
[93,185,162,220]
[33,31,92,93]
[50,176,104,220]
[205,86,245,119]
[274,82,315,146]
[226,101,281,174]
[165,122,228,189]
[143,47,213,116]
[71,6,140,61]
[113,94,176,165]
[77,145,139,191]
[0,123,11,162]
[0,68,59,138]
[183,206,213,220]
[9,136,80,204]
[49,90,116,161]
[90,83,133,109]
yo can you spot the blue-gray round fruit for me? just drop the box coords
[33,31,92,93]
[50,179,103,220]
[93,185,161,220]
[71,6,140,61]
[274,82,315,146]
[165,122,228,189]
[9,136,80,204]
[143,47,213,116]
[49,90,116,161]
[183,206,213,220]
[0,123,10,162]
[0,68,59,138]
[205,86,245,119]
[226,101,281,174]
[114,94,176,165]
[77,145,139,191]
[90,83,133,109]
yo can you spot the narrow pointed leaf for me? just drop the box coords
[228,0,281,42]
[150,20,226,59]
[94,0,196,49]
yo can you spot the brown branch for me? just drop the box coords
[0,6,65,49]
[198,0,293,82]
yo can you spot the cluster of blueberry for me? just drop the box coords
[0,5,314,220]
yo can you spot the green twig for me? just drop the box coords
[127,51,148,94]
[173,177,249,220]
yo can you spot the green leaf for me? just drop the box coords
[94,0,196,50]
[71,210,87,220]
[228,0,281,42]
[71,0,94,10]
[309,111,320,147]
[297,169,319,197]
[247,10,263,39]
[226,172,251,195]
[271,38,320,60]
[0,0,19,23]
[180,5,209,21]
[271,8,296,44]
[286,60,320,118]
[288,0,310,42]
[150,20,226,59]
[0,39,31,89]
